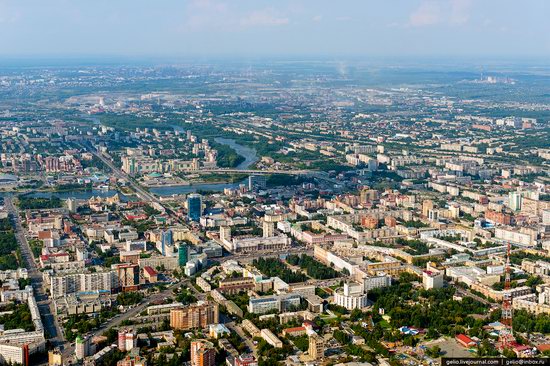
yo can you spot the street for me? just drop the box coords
[4,196,65,345]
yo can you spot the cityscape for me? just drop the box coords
[0,1,549,366]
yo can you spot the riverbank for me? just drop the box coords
[214,138,259,170]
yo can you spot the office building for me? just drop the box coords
[248,175,267,191]
[187,194,203,221]
[334,282,368,310]
[178,244,189,267]
[248,294,301,314]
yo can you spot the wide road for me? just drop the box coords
[79,142,161,204]
[4,196,65,349]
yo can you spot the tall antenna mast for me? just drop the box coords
[498,242,514,350]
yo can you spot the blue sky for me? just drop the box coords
[0,0,548,58]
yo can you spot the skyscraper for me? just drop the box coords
[178,243,189,267]
[248,175,267,191]
[187,194,203,221]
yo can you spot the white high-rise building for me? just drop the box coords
[263,221,274,238]
[334,282,368,310]
[509,191,523,211]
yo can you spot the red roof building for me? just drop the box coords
[455,334,476,348]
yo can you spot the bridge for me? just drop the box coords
[193,168,314,175]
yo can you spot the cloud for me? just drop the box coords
[336,16,352,22]
[239,8,289,27]
[408,1,442,27]
[0,2,20,24]
[180,0,229,31]
[312,14,323,23]
[181,2,289,31]
[408,0,472,27]
[189,0,227,13]
[449,0,472,25]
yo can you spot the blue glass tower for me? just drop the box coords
[187,193,202,221]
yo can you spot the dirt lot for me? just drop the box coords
[424,337,474,358]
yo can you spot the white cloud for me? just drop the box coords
[408,0,473,28]
[312,14,323,23]
[0,1,20,24]
[408,1,442,27]
[449,0,472,25]
[336,16,352,22]
[181,2,289,31]
[239,8,289,27]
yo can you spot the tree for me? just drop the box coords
[426,345,441,358]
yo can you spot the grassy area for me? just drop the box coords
[17,196,62,210]
[0,218,20,270]
[0,302,35,332]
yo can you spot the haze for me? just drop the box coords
[0,0,549,59]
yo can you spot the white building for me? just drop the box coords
[334,282,368,310]
[422,270,444,290]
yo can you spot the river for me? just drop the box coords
[213,137,259,170]
[145,127,259,196]
[23,189,136,202]
[149,181,247,196]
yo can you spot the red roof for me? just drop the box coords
[40,253,69,260]
[143,266,157,276]
[456,334,475,346]
[284,326,305,333]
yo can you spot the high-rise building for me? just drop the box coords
[190,340,216,366]
[115,263,140,291]
[66,198,78,213]
[262,221,274,238]
[187,194,203,221]
[75,335,91,360]
[170,302,219,330]
[178,244,189,267]
[118,329,137,352]
[509,191,523,211]
[422,200,434,218]
[248,175,267,191]
[219,226,231,242]
[162,230,173,247]
[308,333,324,360]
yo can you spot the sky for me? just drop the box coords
[0,0,549,59]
